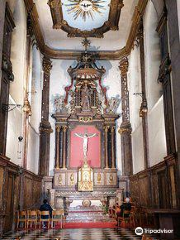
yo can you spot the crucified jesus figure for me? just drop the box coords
[74,130,97,161]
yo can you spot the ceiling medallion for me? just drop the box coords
[48,0,124,38]
[65,0,106,21]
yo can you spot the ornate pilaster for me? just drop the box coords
[0,4,15,155]
[111,126,115,169]
[119,57,133,176]
[55,126,61,169]
[42,57,52,121]
[39,56,53,176]
[62,126,67,169]
[156,6,178,205]
[156,10,176,156]
[104,126,109,169]
[137,20,149,169]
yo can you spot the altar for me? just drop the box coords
[43,40,121,213]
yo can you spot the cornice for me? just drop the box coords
[24,0,148,60]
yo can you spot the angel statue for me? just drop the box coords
[54,96,68,113]
[106,96,121,114]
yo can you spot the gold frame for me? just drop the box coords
[47,0,124,38]
[24,0,148,60]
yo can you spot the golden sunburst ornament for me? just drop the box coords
[65,0,106,21]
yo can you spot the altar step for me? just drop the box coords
[65,211,115,223]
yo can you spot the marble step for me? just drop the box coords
[65,212,115,223]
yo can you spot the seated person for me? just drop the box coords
[121,197,132,216]
[39,199,53,218]
[115,203,121,216]
[117,197,132,218]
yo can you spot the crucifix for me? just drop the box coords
[74,129,97,163]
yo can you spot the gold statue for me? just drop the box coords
[109,174,113,184]
[70,173,74,185]
[58,174,63,185]
[97,173,101,183]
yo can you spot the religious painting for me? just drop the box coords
[70,125,101,168]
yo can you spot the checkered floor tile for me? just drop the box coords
[2,228,143,240]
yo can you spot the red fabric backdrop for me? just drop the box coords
[70,125,100,168]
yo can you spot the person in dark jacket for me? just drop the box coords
[119,197,131,217]
[39,199,53,219]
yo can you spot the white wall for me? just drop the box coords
[144,0,162,111]
[6,1,41,175]
[128,0,166,175]
[6,96,23,165]
[128,47,142,131]
[6,0,27,167]
[132,123,145,173]
[148,96,167,166]
[49,59,122,175]
[177,0,180,40]
[27,47,42,174]
[10,0,27,105]
[128,46,144,174]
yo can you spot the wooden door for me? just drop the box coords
[3,172,15,232]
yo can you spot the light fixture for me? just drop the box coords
[2,103,22,112]
[133,92,148,117]
[17,136,23,159]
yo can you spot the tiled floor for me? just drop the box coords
[2,228,142,240]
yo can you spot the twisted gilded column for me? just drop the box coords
[39,56,53,176]
[119,57,133,175]
[62,126,67,169]
[111,126,115,169]
[104,125,109,169]
[55,126,61,169]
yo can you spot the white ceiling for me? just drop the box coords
[34,0,139,51]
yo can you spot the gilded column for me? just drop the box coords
[55,126,61,169]
[62,126,67,169]
[104,126,109,169]
[39,56,53,176]
[119,57,133,175]
[111,126,115,169]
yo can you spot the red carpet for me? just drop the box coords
[63,222,117,229]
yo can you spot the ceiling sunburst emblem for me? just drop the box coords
[65,0,106,21]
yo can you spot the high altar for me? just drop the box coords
[44,41,121,211]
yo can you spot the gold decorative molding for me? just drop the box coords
[119,57,129,75]
[118,127,131,135]
[62,125,68,132]
[118,121,132,134]
[42,57,52,74]
[24,0,148,60]
[56,125,61,132]
[79,116,93,123]
[39,120,53,134]
[104,126,110,132]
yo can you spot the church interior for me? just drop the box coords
[0,0,180,239]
